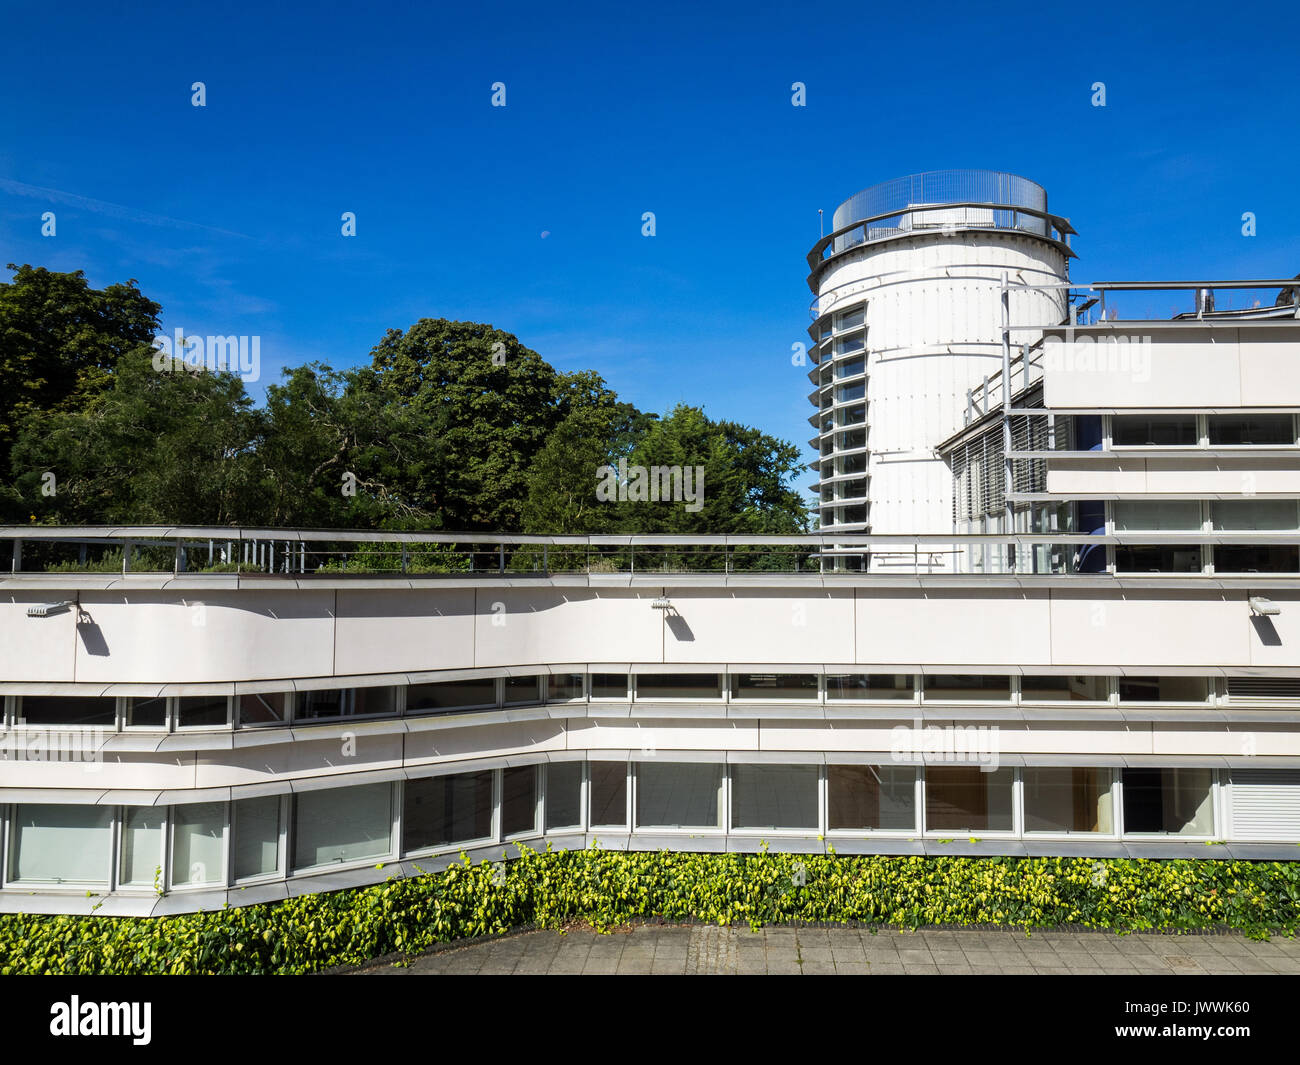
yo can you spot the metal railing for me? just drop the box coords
[7,527,1300,579]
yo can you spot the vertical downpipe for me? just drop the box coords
[1001,272,1015,573]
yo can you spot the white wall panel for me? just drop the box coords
[0,595,78,682]
[855,589,1053,665]
[1049,590,1250,668]
[334,588,475,675]
[471,589,663,668]
[71,590,337,683]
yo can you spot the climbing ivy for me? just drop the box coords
[2,847,1297,975]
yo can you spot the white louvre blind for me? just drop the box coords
[1230,769,1300,840]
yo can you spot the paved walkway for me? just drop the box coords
[355,925,1300,975]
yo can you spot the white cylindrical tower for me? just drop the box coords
[805,170,1073,569]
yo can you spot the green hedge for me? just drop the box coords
[2,847,1299,975]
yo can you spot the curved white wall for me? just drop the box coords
[813,231,1069,545]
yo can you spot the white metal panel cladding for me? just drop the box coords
[1230,768,1300,840]
[811,177,1069,557]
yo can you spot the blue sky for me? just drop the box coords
[3,0,1298,466]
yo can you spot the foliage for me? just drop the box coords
[0,264,161,519]
[12,350,264,526]
[1,849,1297,975]
[2,266,811,534]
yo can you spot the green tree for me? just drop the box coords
[521,370,647,534]
[618,404,808,534]
[258,363,436,529]
[11,349,264,525]
[0,264,161,518]
[365,319,568,530]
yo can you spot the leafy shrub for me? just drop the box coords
[1,848,1297,975]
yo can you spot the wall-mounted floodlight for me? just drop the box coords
[651,597,672,610]
[27,601,74,618]
[1249,597,1281,617]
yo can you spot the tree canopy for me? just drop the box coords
[3,264,809,534]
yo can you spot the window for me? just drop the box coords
[925,767,1014,832]
[171,802,226,886]
[503,675,541,706]
[233,796,281,880]
[1211,500,1300,531]
[1114,545,1202,573]
[826,674,913,700]
[294,784,392,869]
[403,772,493,852]
[1020,676,1111,702]
[1113,500,1202,532]
[835,307,865,331]
[294,689,346,721]
[731,765,819,829]
[589,762,628,826]
[119,807,165,886]
[351,687,397,717]
[837,356,865,378]
[635,674,723,700]
[546,674,584,702]
[176,695,229,729]
[126,696,167,729]
[1117,676,1209,703]
[589,674,629,699]
[1215,545,1300,573]
[406,678,497,714]
[501,766,538,838]
[828,766,916,830]
[838,403,866,427]
[1023,768,1113,833]
[922,675,1011,701]
[295,687,395,721]
[635,763,721,828]
[1121,768,1214,835]
[18,696,115,727]
[1112,415,1196,446]
[1208,414,1294,446]
[9,804,112,884]
[837,381,866,403]
[732,674,818,700]
[238,691,288,726]
[545,763,583,830]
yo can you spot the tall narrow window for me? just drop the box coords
[233,796,282,880]
[120,807,165,886]
[501,766,538,837]
[588,762,628,826]
[171,802,226,886]
[545,762,583,830]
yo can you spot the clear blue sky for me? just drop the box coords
[3,0,1298,464]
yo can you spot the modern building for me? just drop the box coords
[3,171,1300,916]
[806,170,1074,563]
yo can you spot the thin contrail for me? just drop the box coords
[0,177,250,239]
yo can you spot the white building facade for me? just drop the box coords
[2,171,1300,915]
